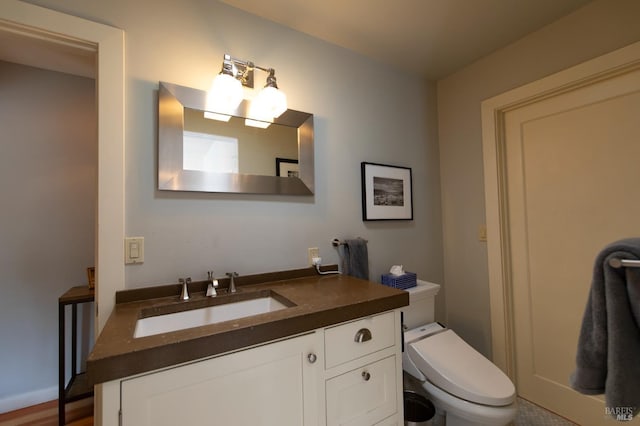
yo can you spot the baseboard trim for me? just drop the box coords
[0,385,57,413]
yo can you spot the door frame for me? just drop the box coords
[1,0,125,333]
[480,40,640,380]
[1,3,124,423]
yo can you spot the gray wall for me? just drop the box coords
[9,0,640,410]
[21,0,443,288]
[438,0,640,357]
[0,61,96,407]
[4,0,443,408]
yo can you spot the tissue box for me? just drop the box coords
[381,272,417,290]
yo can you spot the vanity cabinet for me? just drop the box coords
[101,310,403,426]
[120,332,320,426]
[323,311,401,426]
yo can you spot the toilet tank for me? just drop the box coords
[402,280,441,330]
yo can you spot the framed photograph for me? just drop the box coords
[87,266,95,289]
[276,157,299,177]
[361,162,413,221]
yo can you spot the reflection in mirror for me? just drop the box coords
[183,108,298,176]
[158,82,314,195]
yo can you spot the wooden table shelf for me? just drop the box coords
[59,286,94,426]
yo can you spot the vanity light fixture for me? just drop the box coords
[246,68,287,128]
[207,53,287,128]
[206,55,243,121]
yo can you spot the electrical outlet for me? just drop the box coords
[308,247,320,266]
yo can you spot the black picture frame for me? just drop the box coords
[276,157,299,177]
[361,162,413,221]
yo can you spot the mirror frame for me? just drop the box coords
[158,81,314,195]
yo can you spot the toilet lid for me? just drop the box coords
[408,330,515,406]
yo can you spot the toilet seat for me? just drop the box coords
[408,329,515,406]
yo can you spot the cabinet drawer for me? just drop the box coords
[326,355,398,426]
[375,416,404,426]
[375,416,400,426]
[325,311,395,368]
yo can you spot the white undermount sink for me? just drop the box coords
[134,294,290,338]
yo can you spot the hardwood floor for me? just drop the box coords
[0,398,93,426]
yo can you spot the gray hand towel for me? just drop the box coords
[342,238,369,280]
[570,238,640,419]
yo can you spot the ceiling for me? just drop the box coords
[219,0,594,80]
[0,0,593,80]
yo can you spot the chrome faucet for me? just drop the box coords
[206,271,218,297]
[226,272,239,293]
[179,277,191,300]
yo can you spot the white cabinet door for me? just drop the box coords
[326,355,398,426]
[121,332,319,426]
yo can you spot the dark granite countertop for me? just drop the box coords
[87,269,408,385]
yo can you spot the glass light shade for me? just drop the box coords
[253,86,287,119]
[246,100,273,128]
[206,73,243,117]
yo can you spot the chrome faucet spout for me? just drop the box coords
[179,277,191,300]
[206,271,218,297]
[226,272,239,293]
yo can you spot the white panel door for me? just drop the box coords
[504,66,640,425]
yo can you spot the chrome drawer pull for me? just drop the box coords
[362,371,371,381]
[307,353,317,364]
[354,328,372,343]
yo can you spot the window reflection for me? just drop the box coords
[183,131,238,173]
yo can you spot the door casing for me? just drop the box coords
[1,2,124,423]
[481,40,640,378]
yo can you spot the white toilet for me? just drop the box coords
[402,280,517,426]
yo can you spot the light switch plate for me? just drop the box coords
[478,225,488,242]
[125,237,144,264]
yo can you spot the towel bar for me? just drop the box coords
[608,258,640,268]
[331,237,369,247]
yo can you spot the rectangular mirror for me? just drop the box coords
[158,82,314,195]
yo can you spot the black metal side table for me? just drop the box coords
[58,286,94,425]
